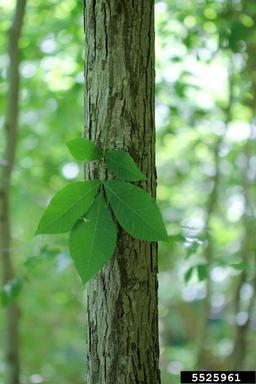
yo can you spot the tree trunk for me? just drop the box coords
[0,1,26,383]
[84,1,160,383]
[196,60,233,369]
[229,133,256,370]
[229,1,256,368]
[196,138,221,369]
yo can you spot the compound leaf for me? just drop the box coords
[69,192,117,283]
[36,181,100,234]
[104,180,168,241]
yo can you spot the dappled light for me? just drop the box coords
[0,0,256,383]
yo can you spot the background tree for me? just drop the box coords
[0,1,26,383]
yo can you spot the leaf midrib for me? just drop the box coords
[87,196,102,272]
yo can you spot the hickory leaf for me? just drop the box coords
[69,192,117,283]
[104,180,168,241]
[106,149,146,181]
[36,181,100,234]
[66,138,102,161]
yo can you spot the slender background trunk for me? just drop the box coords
[0,1,26,383]
[84,1,160,383]
[229,175,256,369]
[229,129,256,370]
[196,60,233,369]
[229,4,256,366]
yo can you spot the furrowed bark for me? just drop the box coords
[84,1,160,383]
[0,1,26,383]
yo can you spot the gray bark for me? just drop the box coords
[84,1,160,383]
[0,1,26,383]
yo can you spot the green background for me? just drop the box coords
[0,1,256,383]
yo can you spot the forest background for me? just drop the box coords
[0,1,256,383]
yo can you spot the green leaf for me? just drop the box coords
[231,262,250,271]
[66,138,102,161]
[69,192,117,283]
[168,233,186,243]
[104,180,168,241]
[184,266,194,283]
[36,181,100,234]
[197,264,208,281]
[106,149,146,181]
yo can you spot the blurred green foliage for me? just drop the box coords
[0,0,256,383]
